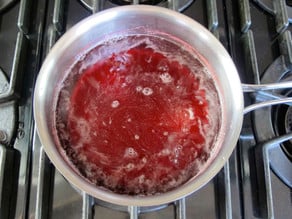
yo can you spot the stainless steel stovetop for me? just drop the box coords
[0,0,291,218]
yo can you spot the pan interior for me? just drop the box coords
[53,32,222,196]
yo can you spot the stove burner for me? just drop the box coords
[285,107,292,135]
[273,90,292,161]
[254,56,292,187]
[0,0,17,13]
[284,109,292,157]
[109,0,164,5]
[254,0,292,23]
[80,0,194,12]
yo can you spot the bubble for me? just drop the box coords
[182,127,189,133]
[157,60,169,72]
[138,175,145,183]
[159,148,170,156]
[111,100,120,108]
[141,157,147,163]
[174,145,182,155]
[127,118,132,122]
[136,86,143,92]
[163,131,168,136]
[125,163,135,171]
[159,73,173,83]
[125,75,133,83]
[124,147,138,158]
[142,87,153,96]
[134,134,140,140]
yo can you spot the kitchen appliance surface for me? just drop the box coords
[0,0,291,218]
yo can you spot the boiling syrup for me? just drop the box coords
[55,35,221,195]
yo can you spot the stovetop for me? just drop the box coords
[0,0,291,218]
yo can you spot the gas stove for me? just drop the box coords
[0,0,291,218]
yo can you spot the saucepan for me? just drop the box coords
[33,5,292,206]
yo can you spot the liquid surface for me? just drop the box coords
[55,35,221,195]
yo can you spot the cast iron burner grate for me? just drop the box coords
[254,0,292,23]
[94,198,170,213]
[80,0,194,12]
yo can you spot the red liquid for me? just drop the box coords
[56,37,220,195]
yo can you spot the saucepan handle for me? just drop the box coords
[242,82,292,114]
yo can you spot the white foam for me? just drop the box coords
[70,117,92,144]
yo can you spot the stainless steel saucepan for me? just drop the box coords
[33,5,292,206]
